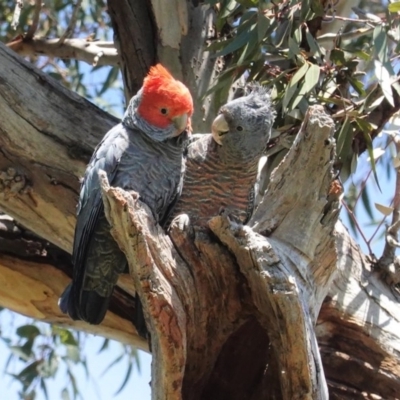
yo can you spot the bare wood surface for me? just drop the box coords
[0,254,146,348]
[99,106,340,399]
[317,221,400,399]
[0,42,117,252]
[7,37,119,67]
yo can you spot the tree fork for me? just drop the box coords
[100,106,337,399]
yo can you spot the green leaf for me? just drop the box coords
[288,37,301,58]
[16,360,42,387]
[291,63,310,86]
[274,18,292,48]
[374,59,394,107]
[361,185,374,220]
[301,64,320,93]
[282,82,299,112]
[291,64,320,109]
[98,66,119,96]
[336,117,353,160]
[358,121,382,192]
[10,345,33,361]
[282,63,309,111]
[330,49,346,66]
[373,25,388,64]
[101,353,124,376]
[53,327,78,346]
[98,338,110,353]
[61,388,71,400]
[388,2,400,12]
[16,325,40,340]
[237,0,258,6]
[350,152,358,176]
[355,118,373,135]
[300,0,311,22]
[305,28,323,60]
[257,8,270,42]
[348,77,365,96]
[66,345,80,363]
[219,0,239,19]
[237,29,259,64]
[217,23,256,56]
[114,361,133,395]
[206,39,231,52]
[40,378,49,400]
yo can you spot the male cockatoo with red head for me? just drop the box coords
[59,64,193,328]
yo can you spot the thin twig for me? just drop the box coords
[25,0,42,40]
[342,199,374,255]
[11,0,23,30]
[58,0,83,45]
[333,16,376,24]
[317,26,375,47]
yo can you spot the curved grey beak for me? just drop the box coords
[211,114,229,145]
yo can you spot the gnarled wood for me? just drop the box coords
[100,106,339,399]
[0,41,117,252]
[317,221,400,399]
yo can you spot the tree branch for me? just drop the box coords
[99,106,338,399]
[25,0,42,40]
[11,0,23,30]
[0,42,118,251]
[7,37,119,67]
[318,221,400,398]
[209,216,328,399]
[58,0,83,44]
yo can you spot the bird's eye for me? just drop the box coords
[160,108,168,115]
[237,126,243,131]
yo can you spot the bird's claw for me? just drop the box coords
[218,207,242,225]
[169,213,191,232]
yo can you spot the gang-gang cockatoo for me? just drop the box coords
[168,85,274,230]
[59,64,193,327]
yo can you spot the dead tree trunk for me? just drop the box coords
[100,106,335,399]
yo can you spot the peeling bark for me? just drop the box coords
[317,221,400,399]
[100,107,337,399]
[0,41,116,252]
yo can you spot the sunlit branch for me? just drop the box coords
[11,0,23,30]
[7,37,119,67]
[317,26,374,47]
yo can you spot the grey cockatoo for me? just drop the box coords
[168,85,275,230]
[59,64,193,327]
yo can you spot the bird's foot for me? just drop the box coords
[169,213,192,233]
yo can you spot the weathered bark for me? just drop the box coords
[0,41,116,253]
[0,41,147,347]
[318,221,400,399]
[100,107,336,399]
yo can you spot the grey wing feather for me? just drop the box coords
[62,124,129,322]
